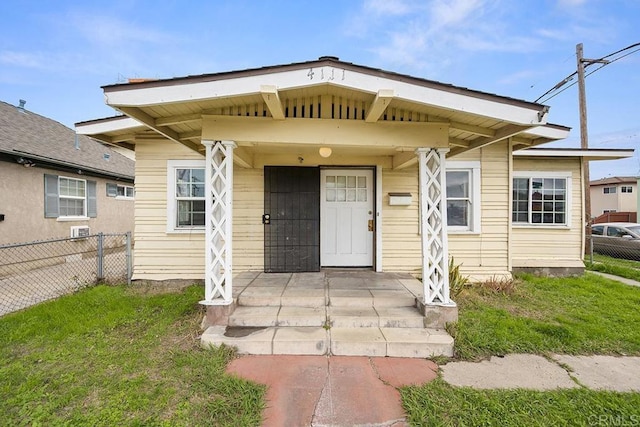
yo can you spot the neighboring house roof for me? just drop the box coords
[77,56,571,162]
[0,100,134,180]
[589,176,639,186]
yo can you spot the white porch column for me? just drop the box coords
[200,140,236,306]
[417,147,453,306]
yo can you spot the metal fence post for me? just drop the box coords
[126,231,132,285]
[97,232,104,281]
[589,235,593,265]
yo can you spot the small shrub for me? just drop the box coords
[477,275,518,295]
[449,257,470,298]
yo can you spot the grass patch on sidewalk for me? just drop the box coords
[0,285,264,426]
[450,273,640,360]
[402,378,640,427]
[585,253,640,282]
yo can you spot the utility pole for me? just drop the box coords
[576,43,609,255]
[576,43,591,255]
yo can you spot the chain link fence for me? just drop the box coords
[0,232,132,316]
[588,224,640,262]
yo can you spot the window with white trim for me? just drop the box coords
[59,177,86,216]
[44,174,97,219]
[106,183,134,199]
[603,186,616,194]
[445,161,481,233]
[621,186,633,193]
[167,160,206,232]
[512,172,571,226]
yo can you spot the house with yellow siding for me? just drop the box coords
[76,57,633,336]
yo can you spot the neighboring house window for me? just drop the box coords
[44,174,97,219]
[603,209,617,213]
[512,172,571,226]
[166,160,206,232]
[446,161,481,233]
[621,186,633,193]
[107,183,135,199]
[603,187,616,194]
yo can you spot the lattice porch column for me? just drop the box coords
[200,140,235,306]
[417,147,453,306]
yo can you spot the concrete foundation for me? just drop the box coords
[201,302,237,329]
[417,300,459,329]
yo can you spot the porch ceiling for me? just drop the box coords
[76,58,570,166]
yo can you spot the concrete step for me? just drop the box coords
[228,306,326,327]
[228,305,425,329]
[200,325,453,358]
[201,325,329,355]
[236,289,417,309]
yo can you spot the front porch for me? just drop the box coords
[201,270,455,358]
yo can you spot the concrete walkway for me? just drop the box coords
[228,354,640,426]
[590,271,640,288]
[227,355,438,427]
[441,354,640,392]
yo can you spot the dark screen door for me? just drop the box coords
[264,166,320,272]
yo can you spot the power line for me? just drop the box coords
[534,42,640,104]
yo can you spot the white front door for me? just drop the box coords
[321,169,374,267]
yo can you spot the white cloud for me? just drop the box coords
[428,0,485,30]
[0,51,45,68]
[557,0,588,7]
[364,0,414,15]
[70,13,175,47]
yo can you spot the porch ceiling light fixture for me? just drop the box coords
[319,147,332,158]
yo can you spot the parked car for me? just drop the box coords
[591,222,640,261]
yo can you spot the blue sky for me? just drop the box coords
[1,0,638,179]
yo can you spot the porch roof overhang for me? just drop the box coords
[76,57,571,168]
[513,147,635,161]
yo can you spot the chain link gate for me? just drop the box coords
[0,232,132,316]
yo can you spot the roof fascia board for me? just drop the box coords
[0,149,134,181]
[75,116,143,135]
[514,149,634,160]
[104,66,548,126]
[521,125,570,140]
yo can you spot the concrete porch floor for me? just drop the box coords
[201,270,454,358]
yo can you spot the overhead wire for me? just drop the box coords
[534,42,640,104]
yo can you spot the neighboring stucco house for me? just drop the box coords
[590,176,638,219]
[0,100,135,246]
[76,57,633,322]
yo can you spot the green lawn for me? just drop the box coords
[586,253,640,282]
[402,378,640,427]
[449,273,640,361]
[3,273,640,426]
[0,285,264,426]
[402,273,640,426]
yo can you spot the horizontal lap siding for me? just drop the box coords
[381,145,511,279]
[381,169,421,276]
[233,168,264,271]
[512,157,583,267]
[133,141,205,280]
[449,145,510,279]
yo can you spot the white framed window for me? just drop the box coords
[603,186,616,194]
[512,171,571,227]
[59,177,86,217]
[446,161,481,233]
[107,183,135,199]
[621,186,633,193]
[45,174,96,220]
[167,160,206,233]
